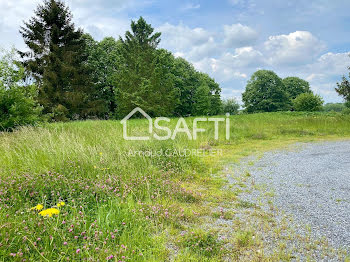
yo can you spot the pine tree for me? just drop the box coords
[19,0,100,120]
[116,17,177,117]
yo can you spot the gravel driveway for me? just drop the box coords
[241,140,350,252]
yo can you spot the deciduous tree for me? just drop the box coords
[242,70,290,113]
[283,77,311,99]
[336,62,350,108]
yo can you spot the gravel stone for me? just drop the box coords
[237,140,350,252]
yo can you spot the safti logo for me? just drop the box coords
[121,107,230,141]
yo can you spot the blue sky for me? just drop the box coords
[1,0,350,103]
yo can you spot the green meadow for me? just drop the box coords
[0,112,350,261]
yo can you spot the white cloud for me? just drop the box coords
[303,52,350,102]
[264,31,326,66]
[190,46,263,85]
[66,0,134,11]
[0,0,42,49]
[158,23,212,51]
[158,23,260,63]
[174,52,185,58]
[186,37,220,61]
[0,0,136,48]
[309,52,350,75]
[220,47,264,68]
[227,0,255,8]
[223,24,258,48]
[157,23,221,62]
[181,3,200,11]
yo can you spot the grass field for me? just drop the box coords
[0,112,350,261]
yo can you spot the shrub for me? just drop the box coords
[222,98,240,115]
[323,103,346,112]
[0,48,42,131]
[342,107,350,114]
[343,101,350,114]
[293,93,324,112]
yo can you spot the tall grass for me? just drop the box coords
[0,112,349,261]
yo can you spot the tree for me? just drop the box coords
[242,70,290,113]
[0,49,42,130]
[198,73,222,115]
[323,103,346,112]
[19,0,101,120]
[192,84,211,116]
[115,17,177,117]
[293,93,324,112]
[222,98,240,115]
[167,56,222,116]
[85,35,122,117]
[283,77,311,99]
[336,63,350,108]
[170,57,199,116]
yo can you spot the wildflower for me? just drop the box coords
[63,242,68,245]
[31,204,44,211]
[99,152,103,156]
[76,249,81,254]
[39,208,60,218]
[107,255,114,260]
[57,201,65,207]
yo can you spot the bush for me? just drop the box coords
[0,49,42,131]
[293,93,324,112]
[342,107,350,115]
[323,103,346,112]
[222,98,240,115]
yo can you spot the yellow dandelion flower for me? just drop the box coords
[94,165,97,169]
[39,208,60,217]
[99,152,103,156]
[57,201,65,207]
[31,204,44,211]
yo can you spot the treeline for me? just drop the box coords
[241,69,350,113]
[242,70,324,112]
[83,27,222,119]
[3,0,222,128]
[1,0,350,131]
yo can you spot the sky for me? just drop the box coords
[1,0,350,103]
